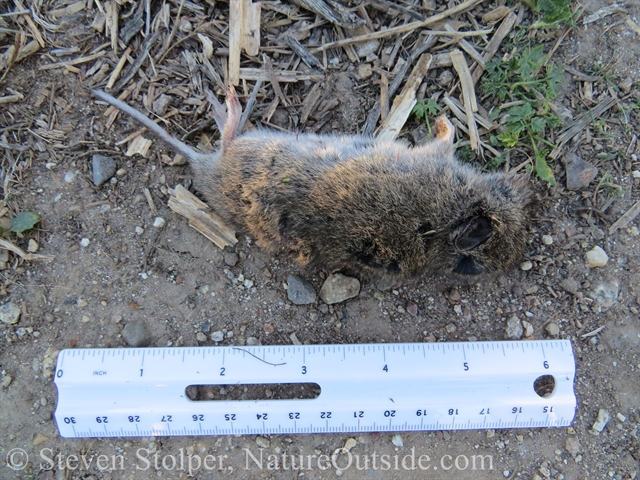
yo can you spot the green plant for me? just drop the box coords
[412,98,442,137]
[520,0,577,28]
[0,212,40,236]
[482,46,563,185]
[598,173,624,199]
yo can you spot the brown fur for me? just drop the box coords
[92,88,534,279]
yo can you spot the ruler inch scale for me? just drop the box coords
[54,340,576,438]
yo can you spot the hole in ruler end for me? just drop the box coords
[533,375,555,398]
[186,383,321,401]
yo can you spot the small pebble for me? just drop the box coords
[211,331,224,342]
[80,238,90,247]
[256,437,270,448]
[542,235,553,245]
[590,409,610,435]
[562,153,599,190]
[522,320,534,338]
[122,321,152,347]
[616,413,626,422]
[196,332,207,342]
[1,374,12,388]
[406,302,418,316]
[520,261,533,271]
[264,324,274,334]
[343,438,357,451]
[223,251,239,266]
[27,239,39,253]
[506,315,523,339]
[77,299,88,308]
[545,323,560,337]
[244,279,254,289]
[246,336,261,346]
[135,227,144,235]
[591,280,619,308]
[0,301,21,325]
[286,275,316,305]
[357,63,373,79]
[585,246,608,268]
[153,217,166,228]
[391,434,403,447]
[565,436,580,456]
[446,323,457,333]
[92,154,117,186]
[64,171,76,183]
[319,274,360,304]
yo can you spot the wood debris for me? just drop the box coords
[168,185,238,250]
[377,54,432,141]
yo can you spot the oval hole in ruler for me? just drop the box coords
[186,383,321,401]
[533,375,556,398]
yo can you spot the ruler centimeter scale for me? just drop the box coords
[54,340,576,438]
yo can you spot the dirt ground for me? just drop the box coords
[1,0,640,479]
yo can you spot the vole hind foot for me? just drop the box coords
[434,116,455,144]
[221,86,242,151]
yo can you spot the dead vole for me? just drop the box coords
[92,87,533,278]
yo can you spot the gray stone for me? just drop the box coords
[565,436,580,456]
[560,278,582,298]
[391,434,403,447]
[287,275,316,305]
[92,154,117,187]
[589,409,610,435]
[522,320,534,338]
[506,315,523,339]
[223,251,238,267]
[319,274,360,304]
[406,302,418,317]
[591,280,619,308]
[246,336,261,346]
[562,153,598,190]
[0,301,20,324]
[122,321,152,347]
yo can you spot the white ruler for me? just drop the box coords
[54,340,576,438]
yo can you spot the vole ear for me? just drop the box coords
[455,216,492,252]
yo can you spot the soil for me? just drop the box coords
[1,1,639,479]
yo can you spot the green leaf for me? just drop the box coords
[497,131,520,147]
[530,116,547,133]
[507,104,535,123]
[534,153,556,186]
[423,98,442,116]
[412,101,426,119]
[10,212,40,233]
[282,178,291,183]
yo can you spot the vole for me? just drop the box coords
[92,87,534,278]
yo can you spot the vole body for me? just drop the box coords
[92,88,533,278]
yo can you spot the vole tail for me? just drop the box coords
[91,89,207,164]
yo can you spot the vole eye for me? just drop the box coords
[454,216,492,252]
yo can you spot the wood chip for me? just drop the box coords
[38,51,106,70]
[550,96,619,159]
[609,200,640,234]
[450,49,480,150]
[125,135,153,157]
[311,0,487,53]
[377,53,432,141]
[239,68,322,82]
[241,0,262,56]
[228,1,242,85]
[290,0,364,29]
[0,238,54,262]
[168,184,237,250]
[13,0,45,48]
